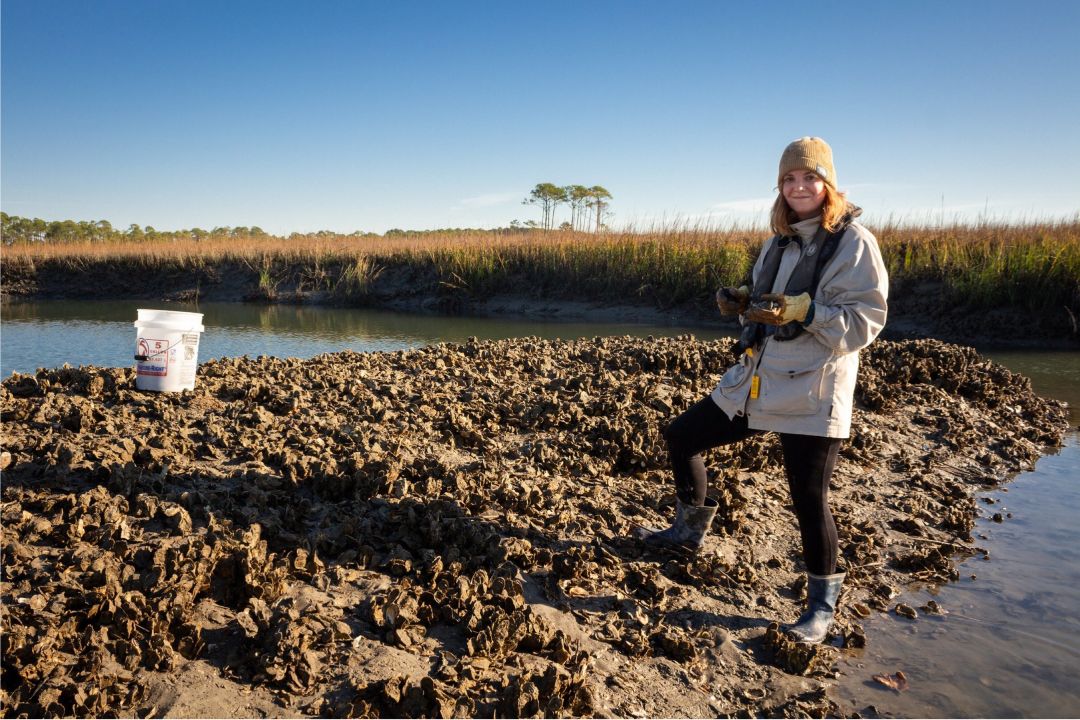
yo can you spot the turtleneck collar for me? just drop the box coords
[791,215,821,242]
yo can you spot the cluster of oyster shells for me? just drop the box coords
[1,336,1068,717]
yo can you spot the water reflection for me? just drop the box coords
[0,299,732,377]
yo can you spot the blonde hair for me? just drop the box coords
[769,183,854,236]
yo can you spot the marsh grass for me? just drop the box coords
[330,256,384,301]
[4,220,1079,316]
[871,219,1080,315]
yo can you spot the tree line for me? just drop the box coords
[0,213,275,245]
[1,188,616,244]
[0,212,541,245]
[523,184,612,232]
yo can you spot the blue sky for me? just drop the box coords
[2,0,1078,234]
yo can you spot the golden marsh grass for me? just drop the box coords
[4,219,1079,315]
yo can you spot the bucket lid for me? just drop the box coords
[137,308,204,322]
[135,308,205,332]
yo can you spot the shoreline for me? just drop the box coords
[5,290,1080,352]
[3,253,1079,350]
[1,336,1070,717]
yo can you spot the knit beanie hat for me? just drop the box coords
[778,136,836,190]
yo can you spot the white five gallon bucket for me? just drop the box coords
[133,309,205,392]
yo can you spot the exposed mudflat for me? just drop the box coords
[0,337,1069,718]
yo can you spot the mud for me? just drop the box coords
[0,337,1069,718]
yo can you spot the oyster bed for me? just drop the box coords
[0,337,1069,718]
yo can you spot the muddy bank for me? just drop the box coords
[3,258,1077,348]
[0,337,1070,718]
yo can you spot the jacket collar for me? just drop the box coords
[792,216,821,243]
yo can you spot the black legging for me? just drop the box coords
[662,396,841,575]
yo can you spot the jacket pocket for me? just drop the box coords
[758,354,825,416]
[719,354,751,390]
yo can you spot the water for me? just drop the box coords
[0,300,730,377]
[2,299,1079,717]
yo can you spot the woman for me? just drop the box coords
[635,137,889,644]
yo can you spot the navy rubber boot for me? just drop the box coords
[787,572,845,644]
[634,498,718,552]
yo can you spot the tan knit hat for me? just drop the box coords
[778,136,836,190]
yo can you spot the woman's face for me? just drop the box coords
[782,169,827,220]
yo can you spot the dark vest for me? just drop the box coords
[735,217,854,352]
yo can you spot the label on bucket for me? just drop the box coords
[137,338,171,376]
[182,333,200,361]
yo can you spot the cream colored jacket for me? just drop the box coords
[710,217,889,438]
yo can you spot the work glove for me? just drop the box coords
[715,285,750,316]
[744,292,812,326]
